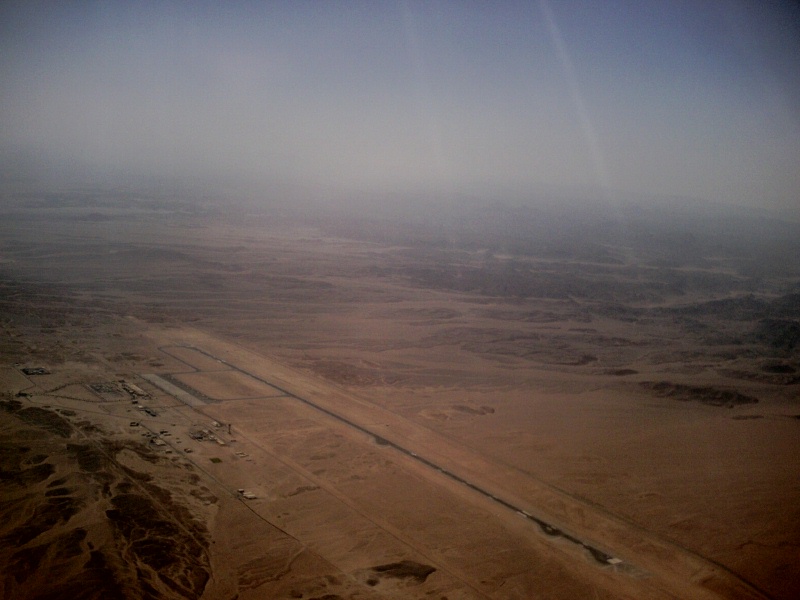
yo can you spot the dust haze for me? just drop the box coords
[2,1,800,599]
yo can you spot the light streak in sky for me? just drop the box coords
[539,0,613,202]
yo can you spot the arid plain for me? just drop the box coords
[1,192,798,599]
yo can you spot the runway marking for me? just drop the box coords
[142,373,209,407]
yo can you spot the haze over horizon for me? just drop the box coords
[2,1,799,216]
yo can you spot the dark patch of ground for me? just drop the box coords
[1,400,72,437]
[755,319,800,352]
[607,368,638,376]
[452,405,495,416]
[641,381,759,407]
[67,444,109,472]
[287,485,319,497]
[370,560,436,583]
[2,495,83,546]
[761,362,796,374]
[0,461,55,487]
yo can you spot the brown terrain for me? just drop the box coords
[1,191,799,599]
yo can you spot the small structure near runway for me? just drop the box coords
[189,427,226,445]
[121,381,148,398]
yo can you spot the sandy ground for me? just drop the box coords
[1,200,798,598]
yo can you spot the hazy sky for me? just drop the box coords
[2,1,799,213]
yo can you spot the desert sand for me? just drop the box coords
[1,195,798,599]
